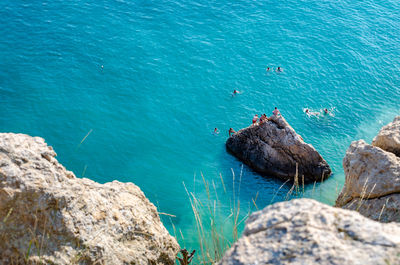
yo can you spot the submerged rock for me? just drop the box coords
[336,116,400,223]
[0,133,180,264]
[218,199,400,265]
[226,115,331,183]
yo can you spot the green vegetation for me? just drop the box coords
[175,164,324,264]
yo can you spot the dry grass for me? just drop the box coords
[181,167,256,264]
[179,163,322,264]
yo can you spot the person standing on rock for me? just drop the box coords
[259,114,268,124]
[229,128,236,137]
[252,114,258,125]
[273,107,280,116]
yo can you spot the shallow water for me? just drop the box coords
[1,0,399,254]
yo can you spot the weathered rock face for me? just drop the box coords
[336,116,400,223]
[226,115,331,183]
[336,140,400,205]
[218,199,400,265]
[372,116,400,156]
[0,133,180,264]
[339,194,400,223]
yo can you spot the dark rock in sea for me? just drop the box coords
[226,115,331,183]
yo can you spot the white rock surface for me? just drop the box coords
[336,117,400,222]
[340,194,400,223]
[372,116,400,156]
[336,140,400,206]
[218,199,400,265]
[0,133,179,264]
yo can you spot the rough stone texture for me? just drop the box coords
[336,140,400,207]
[372,116,400,156]
[336,116,400,223]
[218,199,400,265]
[226,115,331,183]
[0,133,180,264]
[340,194,400,223]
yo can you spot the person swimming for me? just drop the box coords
[323,108,329,114]
[229,128,236,137]
[214,128,219,134]
[276,66,283,72]
[232,89,240,96]
[304,108,320,116]
[266,67,271,72]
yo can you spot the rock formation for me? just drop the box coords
[0,133,180,264]
[218,199,400,265]
[226,115,331,183]
[372,116,400,156]
[336,116,400,223]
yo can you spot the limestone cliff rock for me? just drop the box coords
[336,116,400,223]
[339,194,400,223]
[218,199,400,265]
[336,140,400,206]
[372,116,400,156]
[0,133,180,264]
[226,115,331,183]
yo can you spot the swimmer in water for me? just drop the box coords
[232,89,240,96]
[276,66,283,72]
[229,128,236,137]
[305,108,320,116]
[214,128,219,134]
[323,108,329,114]
[266,67,271,72]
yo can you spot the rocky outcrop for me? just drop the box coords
[226,115,331,183]
[0,133,180,264]
[218,199,400,265]
[336,140,400,206]
[336,116,400,223]
[372,116,400,156]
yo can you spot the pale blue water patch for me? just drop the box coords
[1,0,400,256]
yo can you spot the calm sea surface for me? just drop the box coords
[1,0,399,255]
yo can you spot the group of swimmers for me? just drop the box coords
[231,67,283,96]
[266,66,283,73]
[214,127,237,136]
[304,108,332,116]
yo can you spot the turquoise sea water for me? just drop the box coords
[1,0,399,255]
